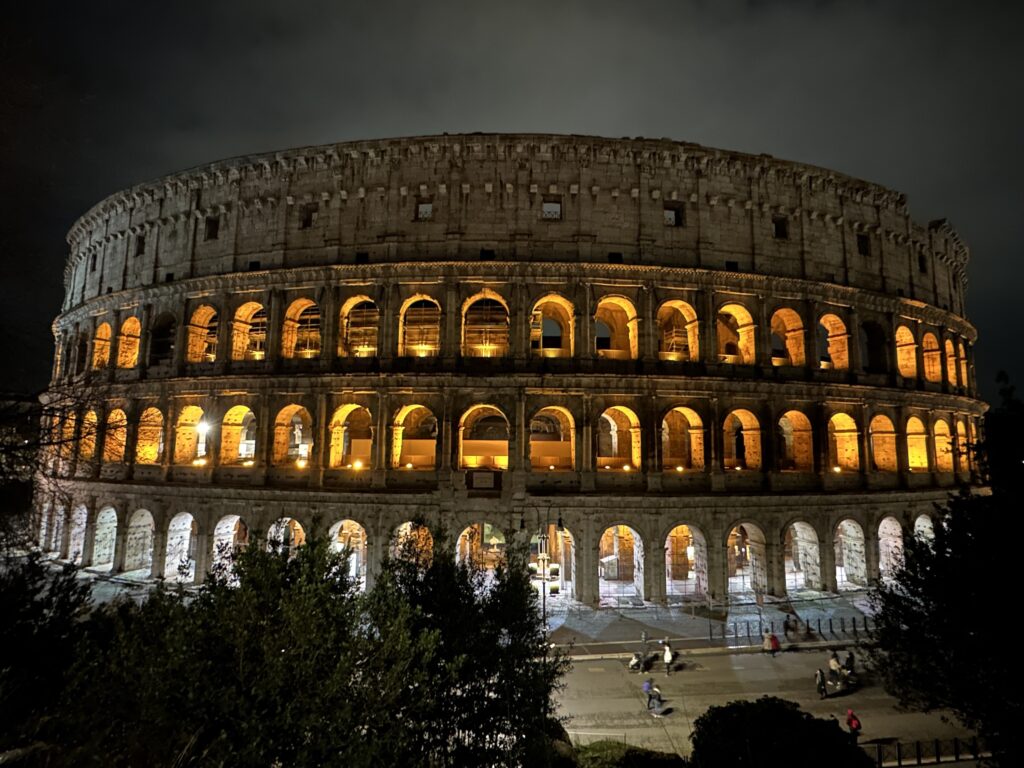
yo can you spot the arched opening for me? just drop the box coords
[597,406,641,471]
[934,419,953,472]
[869,414,898,472]
[529,407,575,471]
[392,522,433,562]
[818,314,849,370]
[268,517,306,556]
[457,523,506,572]
[148,314,177,367]
[784,521,823,592]
[914,514,935,541]
[665,524,708,602]
[528,523,575,602]
[922,333,941,383]
[186,305,219,363]
[231,302,268,361]
[594,296,638,360]
[834,519,867,590]
[906,416,929,471]
[339,297,379,357]
[777,410,813,471]
[462,293,510,357]
[727,523,767,597]
[662,407,705,471]
[220,405,257,465]
[944,339,958,386]
[769,308,805,366]
[723,409,761,470]
[895,325,917,378]
[92,323,112,369]
[173,406,207,465]
[79,410,98,461]
[91,507,118,570]
[103,409,127,463]
[859,321,890,374]
[124,509,155,574]
[827,413,860,472]
[878,517,904,582]
[330,519,368,589]
[717,304,756,364]
[392,405,437,469]
[598,525,645,606]
[58,413,76,466]
[74,335,89,375]
[281,298,321,359]
[164,512,198,583]
[459,405,509,470]
[117,317,141,368]
[68,505,89,564]
[657,300,699,362]
[958,341,969,389]
[212,514,249,576]
[272,405,314,466]
[135,407,164,464]
[531,294,574,358]
[328,405,373,469]
[399,296,441,357]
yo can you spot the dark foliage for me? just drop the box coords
[575,740,687,767]
[0,545,91,757]
[688,697,871,768]
[2,524,568,767]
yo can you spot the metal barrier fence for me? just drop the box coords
[712,615,874,643]
[864,737,989,766]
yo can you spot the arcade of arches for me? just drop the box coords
[40,501,940,606]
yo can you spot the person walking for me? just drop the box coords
[769,632,781,656]
[846,709,862,744]
[642,678,654,709]
[663,641,673,676]
[762,630,773,655]
[815,668,828,699]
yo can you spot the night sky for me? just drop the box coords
[2,1,1019,402]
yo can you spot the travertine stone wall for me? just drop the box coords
[40,134,987,605]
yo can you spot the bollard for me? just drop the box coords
[915,741,922,765]
[746,621,751,642]
[840,617,845,633]
[817,617,822,635]
[829,618,834,635]
[895,741,902,766]
[933,739,940,764]
[874,744,882,767]
[953,737,960,761]
[770,619,775,633]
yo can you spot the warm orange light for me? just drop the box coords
[192,458,207,467]
[353,459,364,470]
[243,460,254,467]
[832,466,842,473]
[405,462,414,469]
[548,464,555,471]
[623,465,631,472]
[296,458,308,469]
[676,465,684,472]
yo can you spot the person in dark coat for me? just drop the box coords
[815,668,828,699]
[846,709,862,743]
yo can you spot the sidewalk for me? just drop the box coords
[549,589,873,659]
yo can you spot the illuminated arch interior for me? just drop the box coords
[818,313,849,370]
[459,405,509,470]
[281,298,321,359]
[895,325,917,378]
[594,296,638,360]
[232,302,267,361]
[186,305,218,363]
[220,405,257,465]
[723,409,761,470]
[273,405,313,466]
[392,405,437,469]
[531,294,574,358]
[769,308,805,366]
[328,404,373,469]
[117,317,141,368]
[777,410,812,471]
[596,406,641,470]
[662,406,704,471]
[827,412,860,472]
[717,303,756,364]
[399,296,441,357]
[529,406,575,471]
[92,323,112,369]
[462,292,510,358]
[869,414,897,472]
[103,408,127,462]
[657,300,699,362]
[906,416,929,470]
[339,296,379,357]
[174,405,206,464]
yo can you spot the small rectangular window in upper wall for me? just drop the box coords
[607,252,623,264]
[725,260,739,272]
[415,201,433,221]
[663,205,684,227]
[541,197,562,220]
[856,233,870,257]
[300,203,318,229]
[135,234,146,257]
[918,252,928,274]
[772,216,789,240]
[204,216,220,241]
[89,254,97,272]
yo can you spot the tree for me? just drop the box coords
[15,524,568,767]
[867,377,1023,765]
[688,697,871,768]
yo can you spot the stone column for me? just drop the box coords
[705,527,727,601]
[806,301,821,371]
[80,500,97,566]
[702,290,717,365]
[576,524,598,606]
[320,287,338,372]
[863,526,881,586]
[58,507,72,560]
[646,538,667,604]
[847,308,862,373]
[150,525,168,580]
[765,535,786,597]
[818,531,838,592]
[443,284,459,363]
[266,290,284,370]
[111,516,127,573]
[193,528,210,585]
[640,283,656,362]
[580,396,594,491]
[757,296,773,368]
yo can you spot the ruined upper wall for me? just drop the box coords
[62,133,971,317]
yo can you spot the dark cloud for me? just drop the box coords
[2,0,1019,399]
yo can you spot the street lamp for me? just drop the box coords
[520,509,565,630]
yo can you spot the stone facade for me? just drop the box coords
[38,133,985,605]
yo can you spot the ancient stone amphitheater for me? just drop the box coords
[38,133,984,606]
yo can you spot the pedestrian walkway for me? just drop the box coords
[549,589,873,659]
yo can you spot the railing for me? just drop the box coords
[864,737,988,766]
[710,615,875,644]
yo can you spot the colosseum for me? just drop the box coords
[37,133,984,607]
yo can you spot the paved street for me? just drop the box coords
[556,648,973,758]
